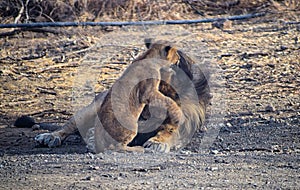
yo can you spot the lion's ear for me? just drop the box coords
[144,38,153,49]
[165,46,179,64]
[164,45,172,53]
[177,50,193,79]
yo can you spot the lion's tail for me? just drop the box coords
[14,116,61,131]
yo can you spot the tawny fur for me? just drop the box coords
[95,58,183,152]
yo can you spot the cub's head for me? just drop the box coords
[144,39,193,80]
[136,39,180,66]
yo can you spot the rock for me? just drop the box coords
[211,150,219,155]
[205,167,218,171]
[84,176,94,181]
[226,122,232,127]
[271,145,282,153]
[265,105,275,112]
[102,174,113,178]
[89,165,99,170]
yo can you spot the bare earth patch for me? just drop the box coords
[0,12,299,189]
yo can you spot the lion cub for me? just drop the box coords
[95,44,184,152]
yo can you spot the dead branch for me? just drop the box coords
[35,62,79,73]
[37,87,57,95]
[0,12,266,29]
[0,28,61,38]
[14,0,24,24]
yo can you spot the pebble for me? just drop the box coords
[215,158,227,164]
[119,172,127,177]
[271,145,282,153]
[102,174,113,178]
[85,176,94,181]
[180,150,192,155]
[226,122,232,127]
[87,153,95,159]
[205,166,218,171]
[89,165,99,170]
[142,181,150,185]
[265,105,275,112]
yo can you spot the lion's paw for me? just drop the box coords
[143,139,170,153]
[35,133,62,148]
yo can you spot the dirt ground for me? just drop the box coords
[0,9,300,190]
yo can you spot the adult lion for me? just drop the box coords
[16,39,211,153]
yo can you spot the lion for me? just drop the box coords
[16,39,211,153]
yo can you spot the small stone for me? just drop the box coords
[119,173,127,177]
[215,158,226,164]
[265,105,275,112]
[180,150,191,155]
[102,174,112,178]
[211,150,219,154]
[85,176,94,181]
[89,165,99,170]
[279,45,288,51]
[205,167,218,171]
[32,124,41,130]
[283,147,292,154]
[226,122,232,127]
[87,153,95,159]
[114,177,122,180]
[142,181,150,185]
[271,145,282,153]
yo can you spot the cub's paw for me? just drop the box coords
[35,133,61,148]
[143,138,170,153]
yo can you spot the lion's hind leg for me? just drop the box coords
[35,91,108,148]
[35,132,62,148]
[143,124,178,153]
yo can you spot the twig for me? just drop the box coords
[8,100,36,106]
[0,12,266,29]
[0,28,61,38]
[35,62,79,73]
[24,0,30,23]
[37,87,57,95]
[185,1,204,16]
[14,0,24,24]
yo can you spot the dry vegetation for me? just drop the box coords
[0,0,299,23]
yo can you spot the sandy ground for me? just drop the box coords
[0,13,299,189]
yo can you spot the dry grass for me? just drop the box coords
[0,0,299,24]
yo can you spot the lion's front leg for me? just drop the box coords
[148,91,185,126]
